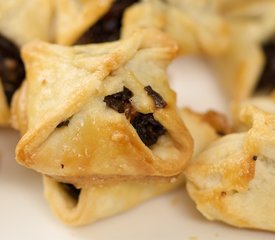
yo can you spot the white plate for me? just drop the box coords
[1,57,274,240]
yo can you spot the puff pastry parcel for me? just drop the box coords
[42,108,222,226]
[185,102,275,231]
[122,0,229,55]
[12,29,193,186]
[0,0,53,126]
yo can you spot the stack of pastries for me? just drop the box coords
[0,0,275,232]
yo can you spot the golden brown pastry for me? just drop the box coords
[0,0,53,47]
[185,102,275,231]
[122,0,229,56]
[43,175,184,226]
[217,0,275,44]
[43,108,223,226]
[210,36,264,115]
[0,0,53,126]
[53,0,113,45]
[180,108,230,157]
[210,0,275,120]
[12,29,193,186]
[241,91,275,115]
[235,92,275,131]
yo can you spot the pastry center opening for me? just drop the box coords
[75,0,140,44]
[104,86,167,147]
[59,183,81,204]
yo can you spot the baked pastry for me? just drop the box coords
[217,0,275,44]
[0,0,53,47]
[53,0,113,45]
[211,0,275,118]
[0,0,53,125]
[180,108,230,157]
[122,0,229,55]
[12,29,193,186]
[235,92,275,131]
[75,0,140,45]
[42,108,224,226]
[185,102,275,231]
[210,36,264,111]
[43,175,184,226]
[241,91,275,115]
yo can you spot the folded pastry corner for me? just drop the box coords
[185,102,275,231]
[0,0,54,47]
[43,175,184,226]
[13,29,193,186]
[233,91,275,131]
[122,0,230,56]
[43,107,225,226]
[0,0,54,126]
[211,0,275,123]
[53,0,114,45]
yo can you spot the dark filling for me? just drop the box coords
[103,86,133,113]
[256,39,275,92]
[56,119,70,128]
[104,86,166,147]
[75,0,140,44]
[60,183,81,201]
[131,113,166,147]
[0,34,25,105]
[144,85,167,108]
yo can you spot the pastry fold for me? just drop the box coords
[211,0,275,119]
[0,0,53,126]
[53,0,113,45]
[13,29,193,186]
[43,108,223,226]
[0,0,53,47]
[122,0,229,56]
[43,176,184,226]
[185,100,275,231]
